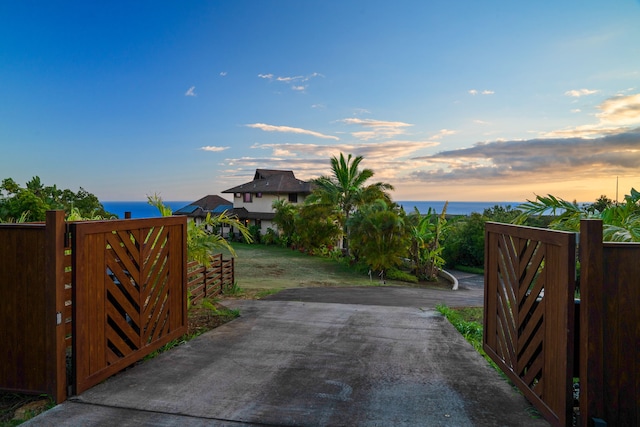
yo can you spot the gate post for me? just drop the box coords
[44,210,68,403]
[579,219,604,426]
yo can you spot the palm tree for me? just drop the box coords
[516,188,640,242]
[308,153,393,254]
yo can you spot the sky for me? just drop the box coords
[2,1,640,203]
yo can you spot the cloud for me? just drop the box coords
[565,88,599,97]
[220,71,227,77]
[597,93,640,125]
[409,127,640,184]
[185,86,197,97]
[258,72,324,91]
[469,89,494,96]
[431,129,456,139]
[201,146,229,152]
[545,93,640,138]
[246,123,339,140]
[340,118,413,140]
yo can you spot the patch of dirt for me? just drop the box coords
[187,302,238,336]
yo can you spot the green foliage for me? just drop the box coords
[247,224,261,244]
[443,213,486,269]
[223,281,244,296]
[347,199,408,274]
[407,204,449,280]
[261,228,279,245]
[308,152,393,255]
[295,202,341,253]
[148,194,252,265]
[0,176,113,222]
[516,189,640,242]
[386,268,419,283]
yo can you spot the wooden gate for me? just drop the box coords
[484,223,576,426]
[71,216,187,395]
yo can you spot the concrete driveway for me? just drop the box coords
[26,284,547,426]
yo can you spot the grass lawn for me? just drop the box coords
[220,243,439,293]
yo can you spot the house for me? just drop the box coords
[173,195,234,234]
[222,169,314,235]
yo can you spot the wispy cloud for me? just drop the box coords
[201,146,229,152]
[340,118,413,141]
[431,129,456,139]
[565,88,598,97]
[246,123,339,140]
[258,72,324,92]
[469,89,495,96]
[185,86,197,97]
[220,71,227,77]
[545,93,640,138]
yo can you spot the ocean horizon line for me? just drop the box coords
[101,200,530,219]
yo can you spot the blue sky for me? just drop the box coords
[2,1,640,202]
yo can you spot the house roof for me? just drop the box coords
[222,169,313,194]
[229,208,276,221]
[173,195,233,217]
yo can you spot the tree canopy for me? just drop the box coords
[0,176,113,222]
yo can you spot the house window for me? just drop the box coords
[256,192,262,198]
[288,193,298,203]
[244,193,252,203]
[234,193,241,198]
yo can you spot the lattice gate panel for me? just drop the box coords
[72,217,187,395]
[484,223,575,427]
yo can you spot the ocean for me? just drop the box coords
[102,201,191,219]
[102,200,524,219]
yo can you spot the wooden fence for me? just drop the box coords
[485,220,640,426]
[0,211,234,403]
[579,220,640,426]
[0,211,69,402]
[187,254,235,305]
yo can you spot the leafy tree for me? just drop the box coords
[148,194,252,265]
[516,189,640,241]
[308,153,393,255]
[272,199,298,246]
[482,204,521,223]
[0,176,113,221]
[407,203,449,281]
[586,194,614,214]
[347,199,408,279]
[442,213,487,269]
[295,202,341,253]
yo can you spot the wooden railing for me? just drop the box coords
[187,254,235,305]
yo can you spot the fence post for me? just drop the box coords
[44,210,67,403]
[579,219,604,426]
